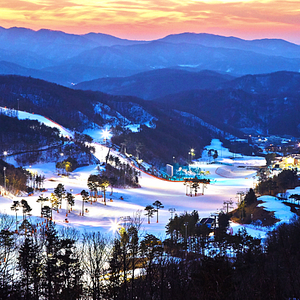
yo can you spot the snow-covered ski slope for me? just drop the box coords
[0,110,297,239]
[0,107,73,138]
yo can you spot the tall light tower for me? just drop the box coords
[3,151,7,162]
[101,128,111,146]
[3,151,7,192]
[3,166,6,190]
[189,148,195,164]
[184,222,188,258]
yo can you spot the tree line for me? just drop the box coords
[100,159,140,189]
[0,114,62,153]
[257,169,299,196]
[0,159,28,194]
[2,211,300,299]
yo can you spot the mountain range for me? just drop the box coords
[1,70,300,165]
[0,75,236,165]
[74,69,234,100]
[1,27,300,87]
[1,27,300,165]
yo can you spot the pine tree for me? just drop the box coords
[144,205,155,224]
[20,199,32,221]
[152,200,164,223]
[127,226,139,300]
[53,183,66,206]
[244,188,257,206]
[37,194,49,217]
[18,236,42,300]
[56,238,83,300]
[80,190,89,216]
[65,192,75,214]
[108,238,122,300]
[42,222,61,300]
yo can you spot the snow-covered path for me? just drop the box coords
[0,128,294,239]
[0,154,260,238]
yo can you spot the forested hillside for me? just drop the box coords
[0,75,249,166]
[156,82,300,136]
[74,69,234,100]
[74,69,300,137]
[0,114,62,152]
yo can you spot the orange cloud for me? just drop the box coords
[0,0,300,43]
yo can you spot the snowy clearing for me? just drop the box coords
[0,113,296,240]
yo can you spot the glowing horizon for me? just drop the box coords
[1,0,300,44]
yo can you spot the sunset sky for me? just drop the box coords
[1,0,300,43]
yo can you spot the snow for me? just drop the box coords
[201,139,266,166]
[92,102,157,132]
[0,106,73,138]
[0,116,296,241]
[258,195,295,225]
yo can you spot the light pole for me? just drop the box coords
[191,148,195,164]
[2,153,8,194]
[3,151,7,162]
[17,98,19,117]
[3,166,6,191]
[190,148,194,158]
[184,222,188,258]
[101,128,110,146]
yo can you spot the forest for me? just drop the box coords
[0,114,62,153]
[1,209,300,300]
[0,75,255,167]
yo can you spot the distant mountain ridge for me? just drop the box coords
[1,27,300,86]
[74,69,234,100]
[74,69,300,103]
[219,71,300,95]
[0,75,244,164]
[155,70,300,136]
[159,32,300,58]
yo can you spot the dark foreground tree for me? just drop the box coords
[18,236,42,300]
[0,229,15,300]
[153,200,164,223]
[244,188,257,206]
[81,232,109,300]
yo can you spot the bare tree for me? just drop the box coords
[81,232,110,300]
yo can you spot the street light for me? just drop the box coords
[3,151,7,162]
[101,128,111,145]
[188,149,195,164]
[184,222,188,258]
[190,148,194,163]
[3,166,6,190]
